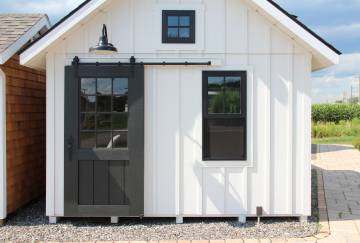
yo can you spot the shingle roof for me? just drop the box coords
[0,14,45,54]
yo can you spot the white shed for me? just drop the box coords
[20,0,340,223]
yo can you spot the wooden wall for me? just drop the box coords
[0,55,46,215]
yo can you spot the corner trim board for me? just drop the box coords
[0,68,6,221]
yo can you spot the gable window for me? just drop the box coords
[203,71,247,161]
[162,10,195,44]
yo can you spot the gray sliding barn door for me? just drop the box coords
[64,64,144,217]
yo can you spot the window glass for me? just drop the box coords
[80,132,96,149]
[225,76,241,114]
[113,78,128,95]
[81,96,96,112]
[113,113,128,130]
[97,132,112,148]
[179,28,190,38]
[207,76,241,114]
[97,114,111,130]
[81,78,96,95]
[81,114,95,130]
[167,28,178,38]
[179,16,190,26]
[113,131,128,148]
[204,119,245,160]
[168,16,178,26]
[80,77,129,149]
[203,71,246,161]
[113,96,128,112]
[208,76,224,114]
[97,78,112,95]
[97,96,111,112]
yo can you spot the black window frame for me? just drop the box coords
[202,71,247,161]
[162,10,196,44]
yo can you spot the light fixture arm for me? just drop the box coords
[102,24,108,41]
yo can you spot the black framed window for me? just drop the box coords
[203,71,247,161]
[162,10,195,44]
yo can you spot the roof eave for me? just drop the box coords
[20,0,111,68]
[246,0,340,70]
[21,0,341,71]
[0,15,50,65]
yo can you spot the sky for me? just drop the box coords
[0,0,359,103]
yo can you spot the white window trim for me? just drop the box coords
[199,65,254,168]
[0,68,6,220]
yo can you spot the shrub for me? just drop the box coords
[312,104,360,123]
[354,140,360,151]
[312,119,360,138]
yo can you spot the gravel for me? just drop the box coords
[0,171,319,242]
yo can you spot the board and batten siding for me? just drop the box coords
[45,0,312,217]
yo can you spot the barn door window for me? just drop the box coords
[203,71,247,161]
[162,10,195,43]
[80,77,129,149]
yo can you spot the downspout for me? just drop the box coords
[0,68,6,221]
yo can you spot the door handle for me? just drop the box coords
[67,136,74,161]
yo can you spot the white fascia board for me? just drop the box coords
[0,68,6,220]
[20,0,111,66]
[247,0,339,67]
[0,15,51,65]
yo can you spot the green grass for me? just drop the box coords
[312,119,360,147]
[312,136,360,145]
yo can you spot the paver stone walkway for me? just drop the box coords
[313,144,360,243]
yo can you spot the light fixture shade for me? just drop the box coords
[89,24,117,55]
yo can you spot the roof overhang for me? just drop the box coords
[0,15,50,65]
[20,0,111,70]
[20,0,341,71]
[245,0,340,71]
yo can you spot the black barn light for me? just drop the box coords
[89,24,117,55]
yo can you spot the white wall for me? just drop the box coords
[46,0,312,217]
[0,68,6,220]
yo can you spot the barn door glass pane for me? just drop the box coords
[97,78,112,95]
[81,78,96,95]
[80,77,129,149]
[81,96,96,112]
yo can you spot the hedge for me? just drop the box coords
[312,104,360,123]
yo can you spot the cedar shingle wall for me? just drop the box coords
[0,55,45,215]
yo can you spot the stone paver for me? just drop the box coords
[313,144,360,243]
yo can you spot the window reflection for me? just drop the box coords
[207,76,241,114]
[79,77,129,149]
[81,78,96,95]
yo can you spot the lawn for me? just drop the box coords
[312,136,360,145]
